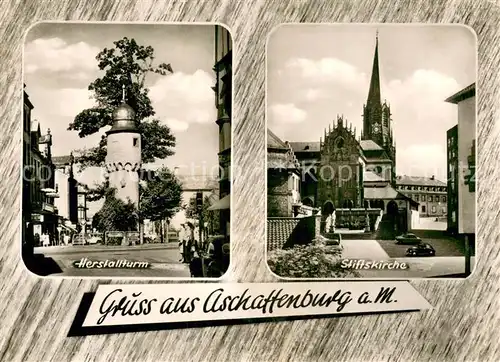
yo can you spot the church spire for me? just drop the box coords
[362,31,383,143]
[366,30,381,108]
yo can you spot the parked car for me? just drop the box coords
[395,233,422,245]
[406,243,436,257]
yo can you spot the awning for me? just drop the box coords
[60,223,77,233]
[208,194,230,211]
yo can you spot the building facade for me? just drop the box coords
[267,129,301,217]
[446,125,459,232]
[316,116,365,212]
[445,83,476,236]
[395,175,447,217]
[22,87,58,252]
[213,25,232,237]
[53,154,90,242]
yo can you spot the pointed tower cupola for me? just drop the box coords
[107,85,138,135]
[366,31,382,110]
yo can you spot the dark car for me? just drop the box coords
[395,233,422,245]
[406,243,435,257]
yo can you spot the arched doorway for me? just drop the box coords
[322,201,335,215]
[387,200,398,215]
[321,200,335,234]
[386,200,400,234]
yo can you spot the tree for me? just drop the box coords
[185,193,220,235]
[138,167,182,243]
[68,37,176,181]
[140,167,182,222]
[92,188,138,232]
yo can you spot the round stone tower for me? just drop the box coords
[105,86,141,208]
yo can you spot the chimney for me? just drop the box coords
[431,175,435,180]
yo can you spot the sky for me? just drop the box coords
[267,24,477,181]
[24,22,220,193]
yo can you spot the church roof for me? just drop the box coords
[289,141,321,153]
[360,140,383,151]
[364,185,419,206]
[364,171,385,182]
[445,83,475,104]
[267,129,288,149]
[396,175,446,187]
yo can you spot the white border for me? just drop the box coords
[20,20,235,282]
[263,22,479,282]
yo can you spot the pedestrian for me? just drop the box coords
[41,233,50,247]
[178,224,188,263]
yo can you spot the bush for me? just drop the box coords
[268,244,359,278]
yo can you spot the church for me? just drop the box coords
[268,34,419,232]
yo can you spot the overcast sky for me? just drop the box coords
[267,24,476,181]
[24,22,220,191]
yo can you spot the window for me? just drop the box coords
[421,195,426,202]
[422,205,426,213]
[442,196,446,202]
[133,137,139,147]
[429,196,433,202]
[442,207,446,213]
[432,206,436,213]
[415,195,419,201]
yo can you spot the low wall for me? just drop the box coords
[321,208,383,232]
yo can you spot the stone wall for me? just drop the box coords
[267,169,292,217]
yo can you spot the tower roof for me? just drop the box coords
[107,85,138,135]
[366,32,381,108]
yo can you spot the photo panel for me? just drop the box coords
[22,22,232,279]
[266,24,476,279]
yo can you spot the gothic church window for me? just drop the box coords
[335,137,344,149]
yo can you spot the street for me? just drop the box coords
[33,242,191,278]
[340,238,473,278]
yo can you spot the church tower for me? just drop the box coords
[105,85,142,208]
[361,32,396,182]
